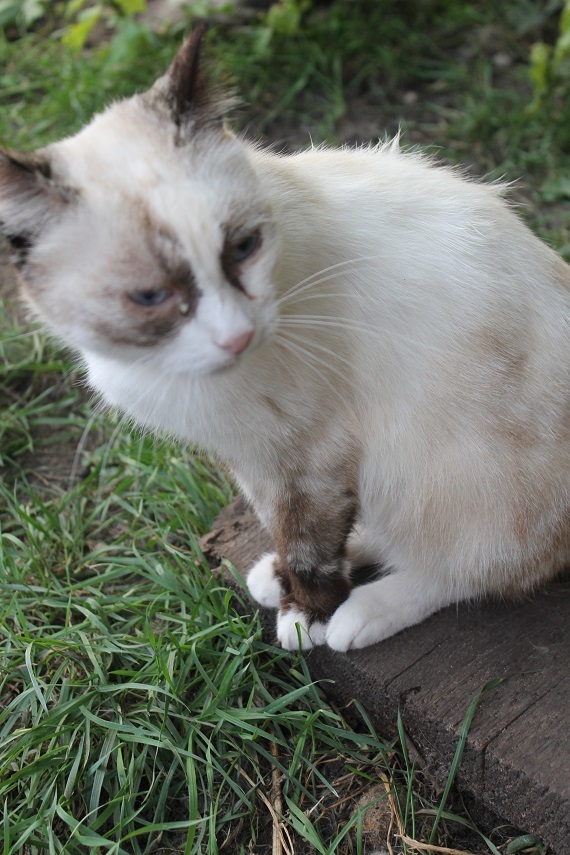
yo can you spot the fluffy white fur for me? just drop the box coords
[1,37,569,652]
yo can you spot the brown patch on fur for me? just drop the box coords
[97,274,200,348]
[501,424,538,453]
[166,24,209,122]
[98,297,182,347]
[0,147,53,182]
[274,560,292,596]
[513,499,532,546]
[262,395,285,418]
[220,239,245,293]
[280,561,352,623]
[273,456,359,623]
[275,482,357,575]
[468,323,541,453]
[220,228,262,296]
[95,212,202,348]
[547,506,570,571]
[498,505,570,597]
[473,325,529,385]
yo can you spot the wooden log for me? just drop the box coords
[201,497,570,854]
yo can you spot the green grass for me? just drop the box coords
[0,0,567,851]
[0,300,83,466]
[0,470,389,853]
[1,1,567,252]
[1,339,394,852]
[0,21,181,149]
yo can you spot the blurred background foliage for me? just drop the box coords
[0,0,568,245]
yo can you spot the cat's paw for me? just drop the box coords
[325,571,441,651]
[325,582,399,651]
[247,552,282,608]
[277,607,327,650]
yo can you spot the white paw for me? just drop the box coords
[325,571,445,651]
[247,552,282,608]
[325,582,399,651]
[277,608,327,650]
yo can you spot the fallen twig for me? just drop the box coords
[398,836,478,855]
[238,766,294,855]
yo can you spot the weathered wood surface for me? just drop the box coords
[201,497,570,854]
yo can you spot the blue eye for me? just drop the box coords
[232,231,261,263]
[129,288,171,307]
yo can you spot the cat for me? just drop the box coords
[1,27,569,651]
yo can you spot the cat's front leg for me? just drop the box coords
[248,550,352,649]
[247,478,357,650]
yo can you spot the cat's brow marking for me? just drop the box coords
[148,218,202,314]
[220,237,246,294]
[220,224,263,297]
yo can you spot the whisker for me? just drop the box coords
[274,334,342,396]
[276,328,353,381]
[280,255,379,296]
[279,313,450,359]
[277,291,350,308]
[277,315,377,335]
[276,269,365,308]
[276,255,379,306]
[277,327,353,365]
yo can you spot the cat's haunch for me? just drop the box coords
[1,31,569,651]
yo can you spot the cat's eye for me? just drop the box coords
[129,288,171,308]
[232,231,261,263]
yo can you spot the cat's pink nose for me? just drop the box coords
[217,330,254,356]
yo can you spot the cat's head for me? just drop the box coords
[0,27,278,375]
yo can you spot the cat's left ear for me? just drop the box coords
[0,148,72,270]
[148,24,231,132]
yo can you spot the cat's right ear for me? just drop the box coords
[0,148,71,270]
[147,25,232,134]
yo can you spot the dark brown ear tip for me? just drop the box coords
[0,147,52,181]
[188,21,207,46]
[146,22,235,131]
[166,22,211,117]
[174,21,208,69]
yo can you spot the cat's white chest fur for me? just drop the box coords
[1,29,568,651]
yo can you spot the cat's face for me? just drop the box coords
[0,29,279,376]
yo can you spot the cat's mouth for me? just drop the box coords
[168,328,263,377]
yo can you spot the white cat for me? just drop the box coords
[1,28,569,651]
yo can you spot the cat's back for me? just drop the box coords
[260,141,570,315]
[258,141,570,467]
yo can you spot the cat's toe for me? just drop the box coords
[277,607,327,650]
[325,587,384,651]
[247,552,282,608]
[325,606,361,652]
